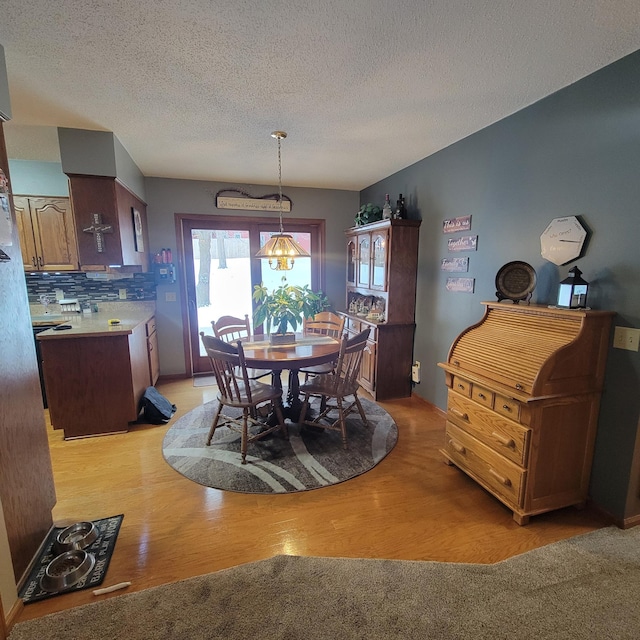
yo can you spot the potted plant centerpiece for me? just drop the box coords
[253,280,330,345]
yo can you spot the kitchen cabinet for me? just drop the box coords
[341,219,421,400]
[438,302,614,525]
[13,195,79,271]
[66,175,149,272]
[38,310,156,438]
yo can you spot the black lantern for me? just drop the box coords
[557,266,589,309]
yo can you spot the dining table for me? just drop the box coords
[240,333,340,422]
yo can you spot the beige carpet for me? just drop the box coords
[9,526,640,639]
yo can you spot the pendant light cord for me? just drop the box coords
[276,134,284,234]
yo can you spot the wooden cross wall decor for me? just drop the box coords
[83,213,114,253]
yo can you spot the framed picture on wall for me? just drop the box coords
[132,207,144,252]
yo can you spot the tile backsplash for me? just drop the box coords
[25,272,157,304]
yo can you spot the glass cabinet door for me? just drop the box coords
[346,237,356,286]
[371,230,388,290]
[357,234,370,288]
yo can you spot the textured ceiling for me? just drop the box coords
[1,1,639,191]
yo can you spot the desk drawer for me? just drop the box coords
[471,384,494,408]
[445,422,525,508]
[447,391,529,466]
[452,376,472,397]
[495,394,521,421]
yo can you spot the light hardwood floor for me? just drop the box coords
[16,378,610,623]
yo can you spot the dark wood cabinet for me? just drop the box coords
[438,302,615,524]
[0,124,56,590]
[41,323,151,438]
[341,219,421,400]
[13,195,79,271]
[67,175,149,272]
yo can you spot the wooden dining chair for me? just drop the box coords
[211,314,271,381]
[200,333,287,464]
[299,311,346,382]
[298,328,370,450]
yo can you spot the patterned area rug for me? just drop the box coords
[162,397,398,493]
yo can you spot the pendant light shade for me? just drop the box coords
[255,131,310,271]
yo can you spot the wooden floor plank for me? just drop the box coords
[15,379,609,623]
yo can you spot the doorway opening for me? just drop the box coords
[177,214,325,375]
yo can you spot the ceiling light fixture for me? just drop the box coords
[255,131,310,271]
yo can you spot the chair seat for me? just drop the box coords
[299,373,359,399]
[218,380,282,408]
[298,362,335,376]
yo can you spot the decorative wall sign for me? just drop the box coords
[440,256,469,272]
[83,213,113,253]
[446,277,475,293]
[132,208,144,252]
[443,215,472,234]
[215,188,292,213]
[447,235,478,252]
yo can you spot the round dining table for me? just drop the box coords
[240,333,340,421]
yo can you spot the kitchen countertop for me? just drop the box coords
[33,302,156,340]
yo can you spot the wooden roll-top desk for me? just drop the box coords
[438,302,614,525]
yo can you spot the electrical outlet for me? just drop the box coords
[613,327,640,352]
[118,289,127,300]
[411,361,421,383]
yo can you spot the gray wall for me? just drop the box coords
[144,177,358,375]
[8,159,68,195]
[362,49,640,522]
[57,128,146,201]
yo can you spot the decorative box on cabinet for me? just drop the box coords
[13,195,79,271]
[342,218,420,400]
[438,302,614,525]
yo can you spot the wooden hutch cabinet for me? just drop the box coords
[13,195,79,271]
[438,302,614,525]
[341,218,421,400]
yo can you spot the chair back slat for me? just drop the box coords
[303,311,345,340]
[335,328,370,388]
[212,314,252,343]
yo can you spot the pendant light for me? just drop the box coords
[255,131,310,271]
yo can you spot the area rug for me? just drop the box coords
[18,515,124,604]
[9,526,640,640]
[162,396,397,493]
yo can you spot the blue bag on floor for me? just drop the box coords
[141,386,177,424]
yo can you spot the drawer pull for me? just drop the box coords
[488,468,512,487]
[491,432,515,448]
[457,383,466,390]
[449,440,466,455]
[501,404,512,412]
[453,360,460,367]
[478,392,486,399]
[450,408,469,421]
[515,383,524,391]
